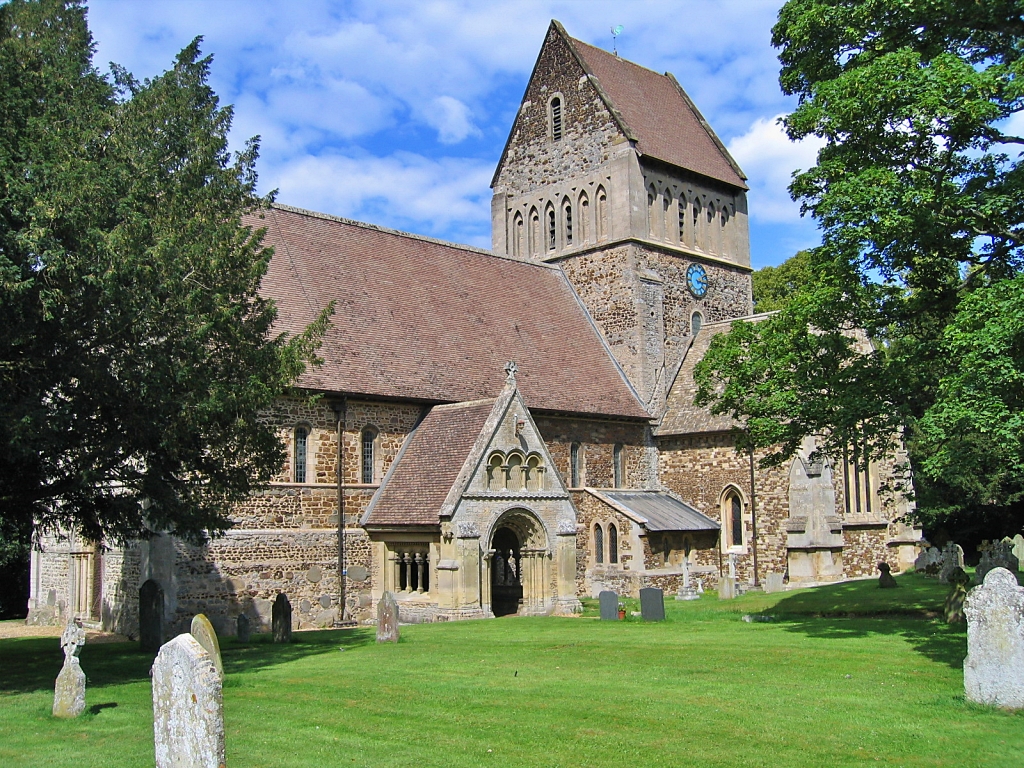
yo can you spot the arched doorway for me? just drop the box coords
[491,527,522,617]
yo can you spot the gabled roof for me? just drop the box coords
[656,314,772,437]
[254,204,649,419]
[585,489,720,532]
[363,398,496,528]
[565,29,747,189]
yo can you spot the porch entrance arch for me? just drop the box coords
[485,508,549,617]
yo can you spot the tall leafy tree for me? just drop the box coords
[0,0,328,549]
[751,249,814,312]
[695,0,1024,529]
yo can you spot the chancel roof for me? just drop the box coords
[586,489,720,533]
[564,26,747,190]
[254,205,649,419]
[362,398,496,528]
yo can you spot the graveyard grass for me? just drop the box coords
[2,573,1022,767]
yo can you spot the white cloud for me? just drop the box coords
[421,96,480,144]
[728,115,825,224]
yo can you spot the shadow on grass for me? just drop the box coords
[0,627,375,695]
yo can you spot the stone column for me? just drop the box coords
[402,553,412,593]
[386,551,398,593]
[415,553,425,594]
[455,522,482,610]
[554,520,582,614]
[481,550,494,614]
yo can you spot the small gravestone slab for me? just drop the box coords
[139,579,164,654]
[599,590,619,620]
[347,565,368,582]
[878,562,898,589]
[152,634,225,768]
[376,591,400,643]
[190,614,223,680]
[763,572,785,594]
[53,619,86,718]
[964,567,1024,708]
[236,613,251,643]
[1013,535,1024,571]
[976,540,1019,584]
[639,588,665,621]
[944,568,971,624]
[272,593,292,643]
[718,576,736,600]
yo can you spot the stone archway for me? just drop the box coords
[485,508,549,617]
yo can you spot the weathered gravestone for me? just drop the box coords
[763,572,785,594]
[939,542,966,584]
[943,567,971,624]
[718,576,736,600]
[1012,534,1024,572]
[190,614,223,680]
[639,587,665,621]
[139,579,165,654]
[272,593,292,643]
[599,590,619,620]
[376,591,400,643]
[52,618,86,718]
[914,546,939,574]
[964,567,1024,709]
[152,634,225,768]
[675,558,699,601]
[976,540,1019,584]
[236,613,250,643]
[878,562,898,589]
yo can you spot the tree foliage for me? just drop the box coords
[695,0,1024,527]
[0,0,328,546]
[751,249,814,312]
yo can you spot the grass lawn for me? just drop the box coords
[2,572,1021,767]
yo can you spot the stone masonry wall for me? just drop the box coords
[535,415,653,489]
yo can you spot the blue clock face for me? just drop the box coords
[686,263,708,298]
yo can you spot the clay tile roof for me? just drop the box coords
[364,399,496,527]
[254,204,649,419]
[568,34,747,190]
[656,314,772,437]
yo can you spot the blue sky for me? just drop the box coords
[86,0,824,269]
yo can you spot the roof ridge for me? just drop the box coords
[268,203,560,270]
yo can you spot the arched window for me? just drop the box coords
[679,197,688,246]
[513,211,524,258]
[596,186,608,241]
[648,184,657,237]
[594,524,604,563]
[662,192,672,241]
[723,490,743,548]
[613,443,624,488]
[293,426,309,483]
[706,202,716,253]
[525,455,543,491]
[562,198,573,246]
[609,523,618,564]
[361,427,377,484]
[720,207,730,256]
[691,311,703,335]
[692,198,703,251]
[530,206,540,257]
[506,453,524,491]
[570,442,581,487]
[487,452,505,491]
[550,96,563,141]
[578,192,590,243]
[546,203,556,251]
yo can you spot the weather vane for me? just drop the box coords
[611,25,624,56]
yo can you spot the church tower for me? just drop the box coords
[491,21,753,418]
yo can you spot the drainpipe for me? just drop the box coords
[749,443,760,588]
[332,398,347,621]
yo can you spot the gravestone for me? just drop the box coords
[139,579,164,654]
[639,588,665,621]
[878,562,898,588]
[943,567,971,624]
[718,576,736,600]
[976,540,1019,584]
[52,618,86,718]
[964,567,1024,708]
[939,541,966,583]
[376,591,400,643]
[190,614,223,680]
[598,590,619,620]
[152,634,225,768]
[236,613,251,643]
[914,546,940,573]
[272,593,292,643]
[675,559,699,601]
[763,572,785,594]
[1012,534,1024,571]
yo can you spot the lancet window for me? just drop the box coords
[293,425,309,483]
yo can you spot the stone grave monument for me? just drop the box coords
[943,567,971,624]
[718,575,736,600]
[190,614,223,679]
[914,546,941,575]
[878,562,898,588]
[975,540,1019,584]
[763,572,785,594]
[152,634,225,768]
[1012,534,1024,571]
[938,542,966,584]
[639,587,665,621]
[272,593,292,643]
[236,613,251,643]
[963,567,1024,709]
[376,591,400,643]
[599,590,619,620]
[675,558,699,601]
[52,618,86,718]
[139,579,164,654]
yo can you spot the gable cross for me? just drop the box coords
[504,360,518,383]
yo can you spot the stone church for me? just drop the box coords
[27,21,921,636]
